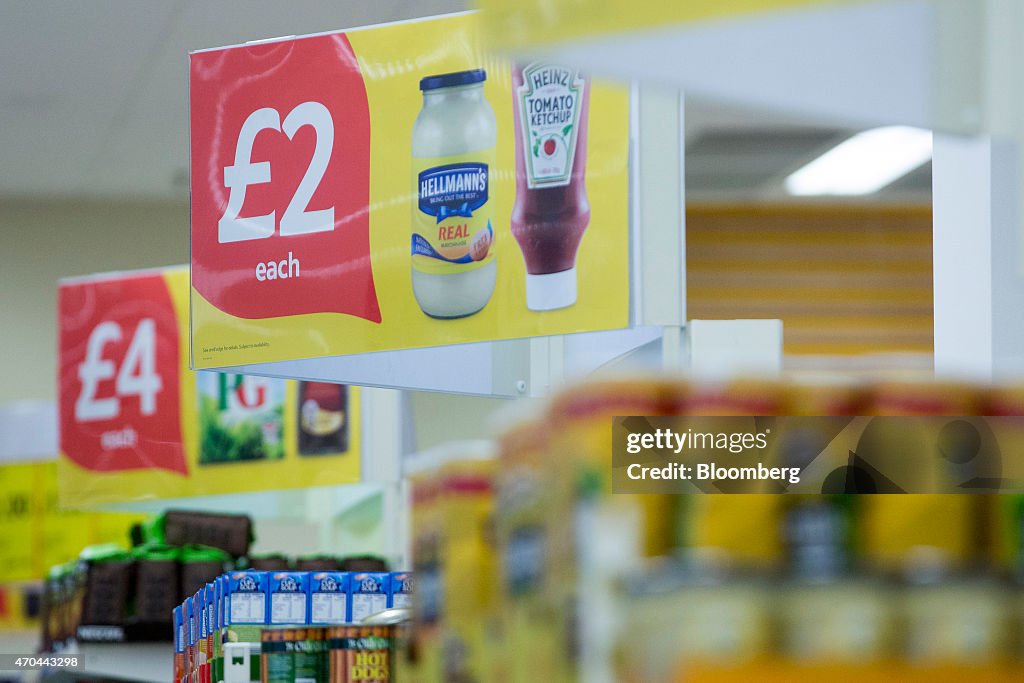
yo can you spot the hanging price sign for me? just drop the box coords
[188,13,632,371]
[57,268,362,506]
[59,271,186,474]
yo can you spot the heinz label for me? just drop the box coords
[516,63,585,188]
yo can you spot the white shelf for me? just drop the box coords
[69,642,171,682]
[0,628,39,655]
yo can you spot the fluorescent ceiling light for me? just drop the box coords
[785,126,933,196]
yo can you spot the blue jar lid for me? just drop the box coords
[420,69,486,91]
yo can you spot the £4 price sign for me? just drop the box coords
[59,273,186,474]
[189,33,380,323]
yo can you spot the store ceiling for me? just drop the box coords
[0,0,467,199]
[0,1,930,202]
[684,97,932,201]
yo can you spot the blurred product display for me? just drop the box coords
[396,376,1024,683]
[34,506,393,656]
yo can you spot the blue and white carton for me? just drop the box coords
[225,570,267,625]
[388,572,412,609]
[267,571,309,625]
[348,572,390,623]
[309,571,349,625]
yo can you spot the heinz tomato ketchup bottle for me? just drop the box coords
[512,63,591,311]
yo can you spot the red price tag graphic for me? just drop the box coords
[59,274,186,474]
[189,33,379,322]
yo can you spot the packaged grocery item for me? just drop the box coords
[407,447,447,683]
[545,378,679,683]
[862,379,984,572]
[226,571,268,625]
[77,544,133,627]
[310,572,350,625]
[616,570,772,681]
[218,572,266,683]
[185,596,195,682]
[665,378,784,568]
[133,544,180,624]
[164,510,253,558]
[295,627,327,683]
[328,625,392,683]
[213,578,224,683]
[782,495,856,581]
[388,573,412,610]
[260,627,328,683]
[349,573,390,624]
[440,450,498,683]
[495,412,554,683]
[1006,496,1024,580]
[205,583,216,683]
[42,566,67,652]
[512,62,590,310]
[261,628,296,683]
[779,579,896,664]
[862,499,976,575]
[411,68,497,319]
[298,381,349,455]
[777,457,894,664]
[268,572,309,626]
[174,604,185,682]
[684,496,782,570]
[197,589,208,682]
[903,574,1014,665]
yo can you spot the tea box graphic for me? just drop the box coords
[198,373,285,465]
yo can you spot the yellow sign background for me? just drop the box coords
[191,13,631,369]
[61,269,361,507]
[0,461,145,583]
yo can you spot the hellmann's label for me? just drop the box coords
[517,63,585,188]
[412,153,495,275]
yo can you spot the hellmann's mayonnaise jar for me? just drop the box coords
[411,68,497,318]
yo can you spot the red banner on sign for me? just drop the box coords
[189,33,379,322]
[58,273,187,474]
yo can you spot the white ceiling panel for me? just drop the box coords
[1,0,468,198]
[0,1,179,195]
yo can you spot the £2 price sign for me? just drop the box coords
[59,273,186,474]
[189,34,379,323]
